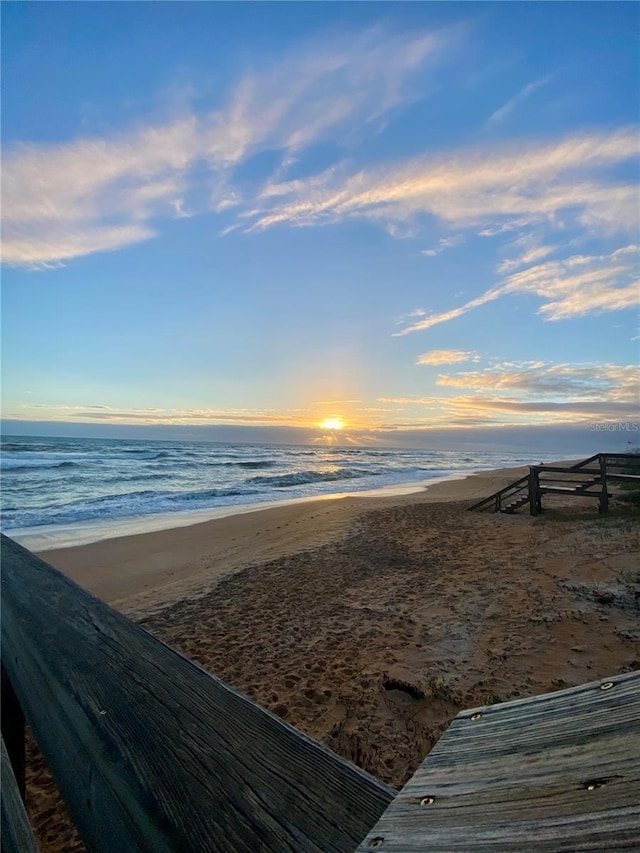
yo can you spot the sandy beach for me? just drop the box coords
[22,464,640,851]
[34,465,530,615]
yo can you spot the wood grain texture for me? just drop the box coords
[1,735,39,853]
[1,663,25,799]
[1,535,394,853]
[357,670,640,852]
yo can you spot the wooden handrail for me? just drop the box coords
[467,475,529,512]
[469,453,639,515]
[569,452,601,470]
[1,535,394,853]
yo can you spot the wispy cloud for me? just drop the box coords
[376,360,639,426]
[416,349,479,365]
[397,244,640,334]
[437,361,639,402]
[2,26,448,268]
[487,75,552,124]
[7,402,320,427]
[497,235,557,273]
[7,400,383,429]
[440,396,638,419]
[420,235,464,257]
[248,128,639,235]
[314,399,362,405]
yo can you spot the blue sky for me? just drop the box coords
[2,2,638,447]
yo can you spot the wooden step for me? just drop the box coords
[500,496,529,513]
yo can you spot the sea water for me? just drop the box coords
[1,435,535,549]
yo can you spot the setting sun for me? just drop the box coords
[319,417,346,431]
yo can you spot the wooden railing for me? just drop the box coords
[469,452,640,515]
[0,534,395,852]
[467,474,530,513]
[2,535,640,851]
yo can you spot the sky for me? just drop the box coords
[2,1,639,449]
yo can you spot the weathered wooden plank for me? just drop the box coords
[528,468,539,516]
[600,452,640,460]
[539,486,598,495]
[1,735,39,853]
[569,453,600,469]
[539,477,600,485]
[534,466,602,475]
[536,468,637,481]
[1,663,25,800]
[1,534,394,853]
[608,472,640,481]
[357,671,640,852]
[599,455,609,513]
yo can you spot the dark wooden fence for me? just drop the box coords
[469,452,640,515]
[0,534,395,852]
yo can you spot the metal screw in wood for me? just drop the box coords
[584,779,607,791]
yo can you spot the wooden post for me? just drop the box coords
[599,454,609,514]
[528,468,540,516]
[1,735,38,852]
[1,663,26,801]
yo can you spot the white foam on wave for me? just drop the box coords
[9,473,465,552]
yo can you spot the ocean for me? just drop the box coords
[1,435,538,549]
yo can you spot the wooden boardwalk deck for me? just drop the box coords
[356,671,640,852]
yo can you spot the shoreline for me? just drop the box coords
[33,462,539,616]
[11,469,479,553]
[7,476,444,552]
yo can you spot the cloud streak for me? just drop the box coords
[249,128,639,234]
[397,244,640,334]
[376,360,639,427]
[2,26,447,268]
[436,362,639,402]
[487,75,552,124]
[416,349,479,365]
[420,235,464,257]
